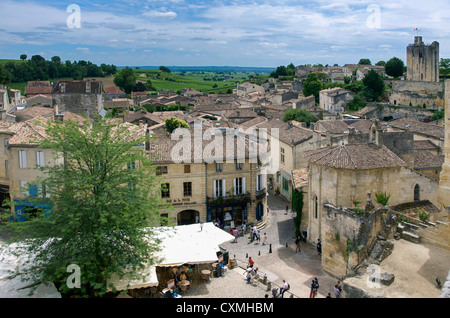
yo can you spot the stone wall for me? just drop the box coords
[419,221,450,251]
[52,93,104,120]
[321,200,397,278]
[388,80,445,109]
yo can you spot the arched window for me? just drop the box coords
[414,184,420,202]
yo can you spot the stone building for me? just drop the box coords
[235,82,265,98]
[407,36,440,82]
[148,126,269,229]
[304,122,439,245]
[51,80,105,120]
[255,119,314,201]
[319,87,354,114]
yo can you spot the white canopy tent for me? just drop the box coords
[0,242,61,298]
[108,222,235,291]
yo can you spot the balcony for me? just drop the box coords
[256,188,267,200]
[207,193,251,206]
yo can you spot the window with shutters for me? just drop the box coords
[214,179,225,199]
[256,174,264,191]
[281,147,285,163]
[36,151,45,168]
[184,165,191,173]
[235,177,244,195]
[19,150,27,168]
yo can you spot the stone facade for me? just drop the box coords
[321,201,397,278]
[406,36,440,83]
[438,80,450,218]
[388,80,445,108]
[319,87,354,114]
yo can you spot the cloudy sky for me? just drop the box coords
[0,0,449,67]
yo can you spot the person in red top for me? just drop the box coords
[248,257,254,268]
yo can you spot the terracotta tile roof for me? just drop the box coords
[388,118,444,140]
[103,85,125,95]
[304,143,405,170]
[292,168,308,190]
[13,106,55,122]
[232,116,267,130]
[414,140,439,151]
[316,119,374,135]
[148,127,268,163]
[8,118,49,146]
[256,119,313,146]
[413,150,444,170]
[51,80,103,94]
[316,120,350,134]
[25,81,52,96]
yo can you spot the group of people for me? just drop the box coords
[170,265,192,284]
[248,225,268,245]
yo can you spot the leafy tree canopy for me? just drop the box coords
[385,57,405,78]
[3,118,168,297]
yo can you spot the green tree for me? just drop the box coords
[114,67,137,94]
[0,65,11,84]
[283,108,317,127]
[4,118,167,297]
[302,73,323,102]
[20,54,27,61]
[385,57,405,78]
[358,58,372,65]
[347,92,367,112]
[165,117,189,133]
[375,61,386,67]
[440,58,450,77]
[362,69,385,101]
[159,66,171,73]
[292,189,304,238]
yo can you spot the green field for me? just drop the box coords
[0,59,25,66]
[134,69,250,94]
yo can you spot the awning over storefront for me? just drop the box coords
[108,222,235,290]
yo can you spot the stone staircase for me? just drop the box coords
[255,220,268,231]
[396,222,420,243]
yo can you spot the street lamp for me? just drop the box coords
[200,220,204,232]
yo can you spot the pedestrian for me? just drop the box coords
[326,293,332,299]
[248,256,254,268]
[272,287,281,298]
[232,228,238,243]
[252,226,258,242]
[285,203,289,215]
[334,285,341,298]
[241,222,247,235]
[336,280,342,297]
[262,233,268,245]
[256,230,261,242]
[267,206,270,214]
[249,225,254,241]
[295,236,301,252]
[279,280,290,298]
[309,278,319,298]
[317,239,322,256]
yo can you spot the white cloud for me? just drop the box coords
[143,10,177,19]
